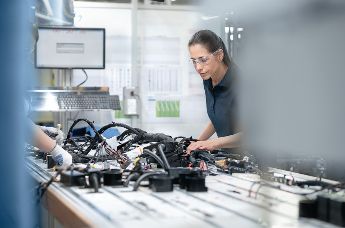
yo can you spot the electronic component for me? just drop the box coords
[179,168,204,190]
[168,167,192,185]
[46,155,55,169]
[317,194,331,222]
[149,174,173,192]
[60,170,86,187]
[185,176,208,192]
[329,196,345,227]
[299,199,318,218]
[102,169,123,186]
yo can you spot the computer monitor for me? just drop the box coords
[35,27,105,69]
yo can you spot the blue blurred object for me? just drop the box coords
[0,1,35,227]
[72,126,120,139]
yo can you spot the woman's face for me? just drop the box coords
[189,44,221,81]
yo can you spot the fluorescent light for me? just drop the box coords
[201,15,219,20]
[230,27,234,33]
[225,27,230,34]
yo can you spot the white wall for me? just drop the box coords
[72,2,209,137]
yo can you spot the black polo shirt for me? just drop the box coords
[203,64,238,138]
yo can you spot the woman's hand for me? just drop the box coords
[186,139,219,154]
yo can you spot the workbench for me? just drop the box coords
[27,157,338,228]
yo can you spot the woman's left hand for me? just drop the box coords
[186,139,219,154]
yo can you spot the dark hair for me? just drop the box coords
[188,30,231,67]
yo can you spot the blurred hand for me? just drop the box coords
[50,144,72,169]
[39,126,64,145]
[186,139,219,154]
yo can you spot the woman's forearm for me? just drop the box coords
[198,121,216,140]
[215,132,242,149]
[33,124,56,153]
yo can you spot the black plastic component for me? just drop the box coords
[87,169,101,192]
[179,168,203,189]
[329,196,345,227]
[299,199,318,218]
[296,180,330,188]
[185,176,208,192]
[317,194,331,222]
[35,151,45,160]
[168,167,192,185]
[228,160,247,174]
[46,155,56,169]
[89,173,99,193]
[60,170,85,186]
[149,174,173,192]
[189,150,215,164]
[102,169,123,186]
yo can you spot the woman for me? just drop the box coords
[187,30,241,153]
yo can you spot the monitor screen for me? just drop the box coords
[35,27,105,69]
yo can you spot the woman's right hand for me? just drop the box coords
[186,139,219,154]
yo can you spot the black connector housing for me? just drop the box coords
[329,196,345,227]
[102,169,123,186]
[46,155,56,169]
[179,168,203,189]
[185,176,208,192]
[168,167,192,185]
[299,199,318,218]
[149,174,173,192]
[60,170,85,186]
[317,194,331,222]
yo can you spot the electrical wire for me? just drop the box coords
[124,173,140,187]
[142,149,165,169]
[35,165,73,203]
[157,144,171,170]
[132,171,166,191]
[64,119,102,155]
[76,69,88,87]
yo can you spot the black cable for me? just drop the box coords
[124,173,140,187]
[65,119,101,144]
[117,128,145,141]
[117,129,135,141]
[91,122,143,153]
[173,136,186,141]
[76,69,88,87]
[295,180,330,188]
[64,119,102,155]
[89,173,99,193]
[98,122,141,136]
[157,144,171,170]
[143,149,165,169]
[133,171,166,191]
[36,165,73,201]
[178,137,198,144]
